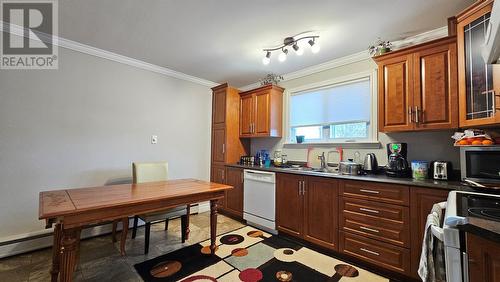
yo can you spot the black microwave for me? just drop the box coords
[460,146,500,184]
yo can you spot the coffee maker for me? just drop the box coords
[386,143,410,177]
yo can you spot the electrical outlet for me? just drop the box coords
[151,135,158,144]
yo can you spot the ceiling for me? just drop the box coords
[59,0,474,87]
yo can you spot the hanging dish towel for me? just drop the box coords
[418,202,447,282]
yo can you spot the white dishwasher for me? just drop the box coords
[243,169,277,234]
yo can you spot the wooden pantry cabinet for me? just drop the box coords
[276,173,339,250]
[239,85,284,138]
[374,36,458,132]
[210,83,249,218]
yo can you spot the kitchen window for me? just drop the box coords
[287,73,377,144]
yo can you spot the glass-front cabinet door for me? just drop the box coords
[457,1,500,127]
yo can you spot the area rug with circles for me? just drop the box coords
[134,225,389,282]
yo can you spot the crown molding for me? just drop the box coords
[391,26,449,49]
[0,21,218,87]
[240,26,448,91]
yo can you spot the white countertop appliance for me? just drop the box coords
[428,190,500,282]
[243,169,277,234]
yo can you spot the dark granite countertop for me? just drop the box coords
[458,217,500,244]
[226,163,474,191]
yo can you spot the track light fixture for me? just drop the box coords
[262,34,319,64]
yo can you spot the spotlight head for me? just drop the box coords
[293,43,304,56]
[278,49,288,62]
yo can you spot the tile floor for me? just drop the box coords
[0,212,245,282]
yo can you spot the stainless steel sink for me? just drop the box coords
[281,167,339,175]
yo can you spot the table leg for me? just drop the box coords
[209,200,218,255]
[50,223,62,282]
[74,229,82,270]
[60,227,81,282]
[120,217,128,256]
[185,205,191,240]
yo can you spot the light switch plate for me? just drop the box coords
[151,135,158,144]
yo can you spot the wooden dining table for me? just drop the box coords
[39,178,232,282]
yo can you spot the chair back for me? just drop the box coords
[132,162,168,184]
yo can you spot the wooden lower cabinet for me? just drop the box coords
[340,231,411,275]
[274,175,452,279]
[340,197,410,248]
[467,233,500,282]
[276,174,338,249]
[276,174,304,237]
[210,165,226,207]
[409,187,449,278]
[223,167,244,218]
[303,176,339,250]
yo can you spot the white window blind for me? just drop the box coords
[290,78,371,127]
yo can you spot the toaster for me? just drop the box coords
[430,161,453,180]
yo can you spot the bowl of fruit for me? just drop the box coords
[453,129,496,146]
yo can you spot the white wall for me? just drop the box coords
[251,58,460,168]
[0,47,212,241]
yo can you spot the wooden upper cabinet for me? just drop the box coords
[456,0,500,127]
[240,94,254,137]
[212,88,226,125]
[374,36,459,132]
[378,54,414,132]
[413,41,458,130]
[254,91,270,135]
[239,85,284,138]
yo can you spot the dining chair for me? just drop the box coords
[125,161,190,254]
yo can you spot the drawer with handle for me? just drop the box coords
[340,197,410,247]
[341,197,407,221]
[339,180,409,206]
[340,231,410,275]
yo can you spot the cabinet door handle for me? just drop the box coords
[414,106,420,124]
[359,207,380,214]
[359,226,380,233]
[222,143,225,154]
[298,181,301,195]
[301,181,306,195]
[359,189,380,194]
[360,248,380,256]
[408,107,414,123]
[221,170,225,182]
